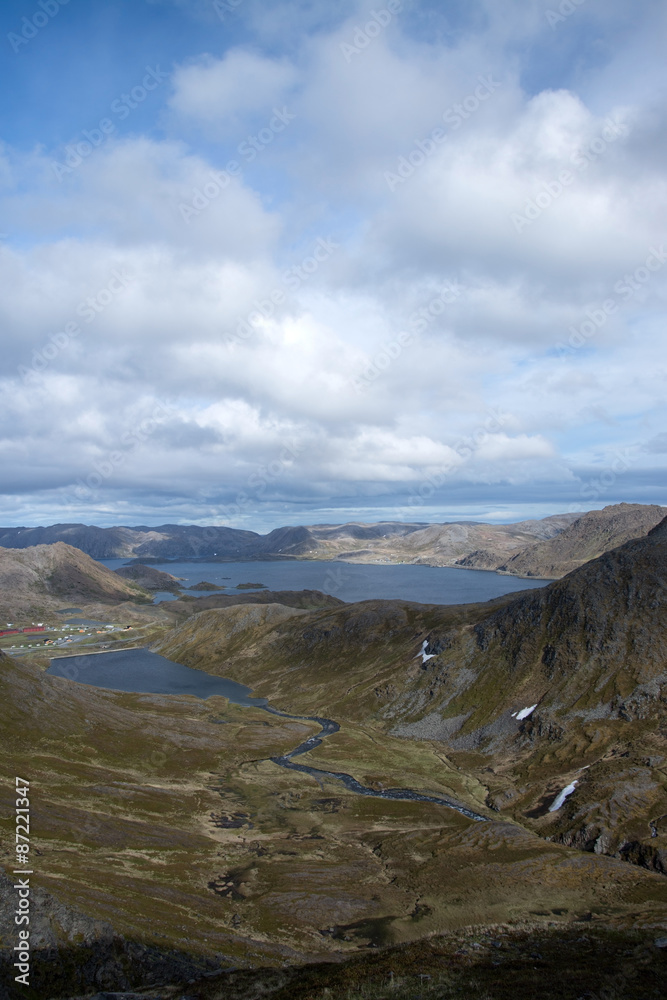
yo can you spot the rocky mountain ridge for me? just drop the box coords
[496,502,667,578]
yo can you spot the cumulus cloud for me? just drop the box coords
[1,0,666,527]
[169,50,299,135]
[474,434,555,462]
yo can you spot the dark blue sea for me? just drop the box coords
[99,558,549,606]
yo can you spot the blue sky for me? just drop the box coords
[0,0,666,530]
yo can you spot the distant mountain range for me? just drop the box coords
[1,502,665,578]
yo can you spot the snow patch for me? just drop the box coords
[515,704,538,721]
[549,780,578,812]
[418,640,436,664]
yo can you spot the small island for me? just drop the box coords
[236,582,268,590]
[187,581,227,591]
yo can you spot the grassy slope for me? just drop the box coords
[2,645,665,995]
[0,542,154,623]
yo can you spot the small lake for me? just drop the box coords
[46,647,489,823]
[99,558,550,606]
[47,648,267,706]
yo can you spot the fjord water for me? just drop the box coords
[100,558,550,604]
[49,561,550,699]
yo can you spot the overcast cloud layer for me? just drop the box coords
[0,0,665,531]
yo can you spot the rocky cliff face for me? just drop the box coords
[497,502,667,578]
[390,517,667,874]
[422,512,667,730]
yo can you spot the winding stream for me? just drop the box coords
[263,706,488,821]
[47,648,488,823]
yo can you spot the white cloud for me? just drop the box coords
[169,50,299,134]
[1,0,666,525]
[475,434,555,462]
[368,88,652,288]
